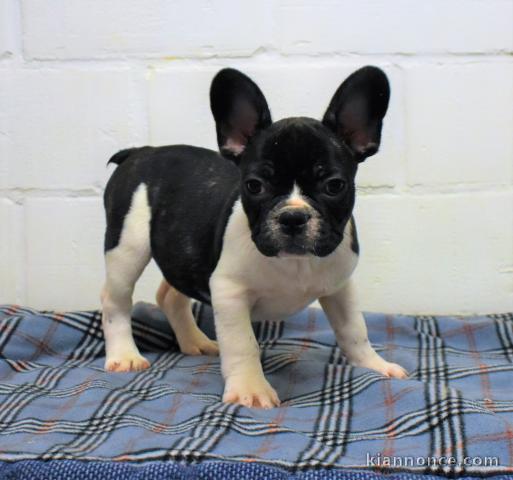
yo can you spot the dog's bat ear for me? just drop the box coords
[323,66,390,162]
[210,68,272,160]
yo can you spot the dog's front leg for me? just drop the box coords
[320,279,408,378]
[211,279,280,408]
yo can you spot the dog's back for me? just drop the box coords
[103,145,240,302]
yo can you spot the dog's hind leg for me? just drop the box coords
[156,279,219,356]
[101,184,152,372]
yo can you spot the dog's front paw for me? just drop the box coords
[362,357,408,378]
[105,352,150,372]
[356,355,408,379]
[375,360,408,379]
[223,375,280,409]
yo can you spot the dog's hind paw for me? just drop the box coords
[177,330,219,356]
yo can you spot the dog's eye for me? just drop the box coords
[246,179,264,195]
[324,178,346,196]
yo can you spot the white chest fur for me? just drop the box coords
[211,200,358,321]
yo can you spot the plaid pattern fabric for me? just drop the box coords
[1,303,513,478]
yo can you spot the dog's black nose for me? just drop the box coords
[279,210,311,234]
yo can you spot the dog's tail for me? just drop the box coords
[107,148,139,166]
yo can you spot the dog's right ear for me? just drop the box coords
[210,68,272,160]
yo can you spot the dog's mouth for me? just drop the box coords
[252,225,324,258]
[280,236,313,256]
[256,224,345,258]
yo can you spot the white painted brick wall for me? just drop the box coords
[275,0,513,55]
[353,192,513,314]
[1,68,147,190]
[405,63,513,187]
[1,1,512,314]
[0,0,19,59]
[22,0,273,59]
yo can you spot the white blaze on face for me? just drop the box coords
[285,183,310,209]
[280,183,321,244]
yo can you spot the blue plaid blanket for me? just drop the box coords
[1,304,513,479]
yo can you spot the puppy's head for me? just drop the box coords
[210,67,390,257]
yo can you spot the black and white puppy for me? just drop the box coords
[101,66,408,408]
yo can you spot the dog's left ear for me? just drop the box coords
[323,66,390,162]
[210,68,272,160]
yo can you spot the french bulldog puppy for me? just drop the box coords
[101,66,408,408]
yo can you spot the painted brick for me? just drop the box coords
[0,68,146,189]
[0,1,511,314]
[405,62,513,186]
[353,191,513,315]
[275,0,513,55]
[0,0,17,58]
[22,0,272,60]
[147,66,217,151]
[0,198,23,304]
[0,85,7,187]
[148,63,405,187]
[21,191,513,313]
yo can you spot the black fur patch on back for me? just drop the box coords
[103,145,240,303]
